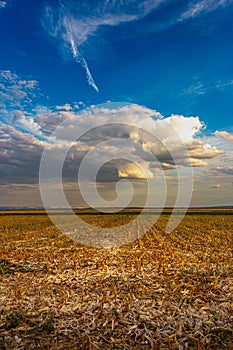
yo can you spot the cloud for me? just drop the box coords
[179,0,232,21]
[165,115,205,140]
[183,75,233,97]
[0,97,225,185]
[215,79,233,89]
[211,183,221,188]
[42,0,166,91]
[41,0,233,91]
[0,72,226,187]
[0,70,40,122]
[13,111,44,138]
[0,68,231,207]
[0,1,7,9]
[186,141,224,160]
[215,130,233,142]
[118,162,153,179]
[62,17,99,92]
[0,124,46,183]
[211,165,233,176]
[183,82,206,96]
[56,103,72,111]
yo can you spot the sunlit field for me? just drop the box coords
[0,210,232,349]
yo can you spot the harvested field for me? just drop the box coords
[0,211,233,349]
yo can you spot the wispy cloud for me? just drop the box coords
[42,0,166,91]
[0,1,7,9]
[179,0,233,21]
[215,79,233,89]
[183,82,206,96]
[42,0,233,91]
[63,17,99,92]
[183,76,233,97]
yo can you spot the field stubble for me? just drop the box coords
[0,211,232,349]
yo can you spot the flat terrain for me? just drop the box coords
[0,210,233,349]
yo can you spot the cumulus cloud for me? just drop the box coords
[187,141,224,160]
[118,162,153,179]
[0,72,227,186]
[0,99,225,184]
[55,103,72,111]
[211,183,221,188]
[0,70,40,123]
[215,130,233,142]
[0,124,46,183]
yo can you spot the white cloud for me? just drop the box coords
[42,0,166,91]
[56,103,72,111]
[215,79,233,89]
[1,102,225,184]
[212,165,233,176]
[0,1,7,9]
[179,0,232,21]
[183,75,233,97]
[0,70,40,119]
[211,183,221,188]
[165,115,204,141]
[41,0,233,91]
[1,86,231,207]
[215,130,233,142]
[0,69,227,187]
[13,111,43,138]
[187,141,224,159]
[118,162,153,179]
[190,158,209,167]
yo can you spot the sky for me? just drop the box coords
[0,0,233,208]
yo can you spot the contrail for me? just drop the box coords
[80,56,99,93]
[65,20,99,92]
[43,1,167,93]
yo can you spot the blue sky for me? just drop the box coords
[1,0,233,129]
[0,0,233,207]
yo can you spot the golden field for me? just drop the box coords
[0,210,232,349]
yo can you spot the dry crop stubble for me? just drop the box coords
[0,210,233,349]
